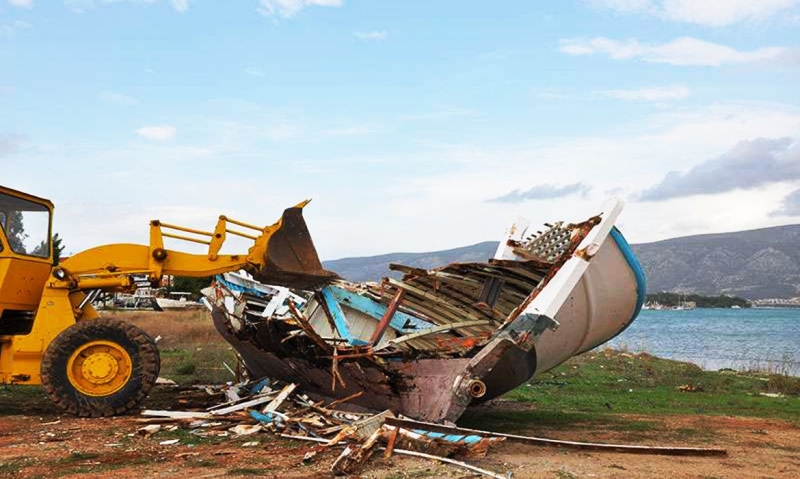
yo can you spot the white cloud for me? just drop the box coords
[532,88,571,101]
[772,188,800,216]
[400,108,474,121]
[263,123,303,141]
[63,0,89,11]
[0,134,24,157]
[244,68,266,77]
[9,0,33,7]
[169,0,189,12]
[9,101,800,259]
[63,0,190,13]
[591,0,651,10]
[0,20,31,37]
[100,91,139,106]
[602,85,690,101]
[590,0,800,26]
[353,102,800,254]
[102,0,158,4]
[489,183,591,203]
[354,31,387,41]
[560,36,793,67]
[639,138,800,201]
[257,0,342,18]
[322,125,378,136]
[136,125,177,141]
[477,49,521,62]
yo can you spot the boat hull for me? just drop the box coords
[207,199,645,423]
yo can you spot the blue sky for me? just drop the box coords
[2,0,799,259]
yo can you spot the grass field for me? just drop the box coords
[503,349,799,420]
[118,309,241,385]
[117,309,800,426]
[460,348,800,439]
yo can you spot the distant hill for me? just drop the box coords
[323,241,498,283]
[632,224,800,300]
[323,224,800,300]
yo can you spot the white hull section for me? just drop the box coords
[155,296,202,310]
[534,234,640,374]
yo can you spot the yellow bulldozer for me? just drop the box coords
[0,185,335,416]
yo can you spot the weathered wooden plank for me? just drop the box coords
[381,320,493,349]
[319,286,365,345]
[386,292,491,337]
[385,278,488,325]
[327,285,431,333]
[410,281,504,323]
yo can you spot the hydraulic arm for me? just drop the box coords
[0,186,335,416]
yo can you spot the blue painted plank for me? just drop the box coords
[412,429,483,444]
[319,286,369,346]
[327,285,432,333]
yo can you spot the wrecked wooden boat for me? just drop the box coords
[202,199,646,423]
[153,291,204,311]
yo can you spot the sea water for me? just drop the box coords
[605,308,800,375]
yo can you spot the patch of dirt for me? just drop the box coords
[485,414,799,479]
[1,386,798,478]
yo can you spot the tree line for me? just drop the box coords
[646,292,750,308]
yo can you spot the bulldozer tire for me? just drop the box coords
[41,318,160,417]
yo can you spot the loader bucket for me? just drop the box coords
[253,206,339,290]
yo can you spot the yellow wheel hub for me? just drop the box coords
[67,340,132,397]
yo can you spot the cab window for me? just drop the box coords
[0,192,51,258]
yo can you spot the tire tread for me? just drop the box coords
[41,318,160,417]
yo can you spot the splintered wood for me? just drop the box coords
[140,377,727,476]
[141,377,507,477]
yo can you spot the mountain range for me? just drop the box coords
[323,224,800,300]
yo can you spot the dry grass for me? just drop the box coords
[105,309,221,348]
[100,309,239,384]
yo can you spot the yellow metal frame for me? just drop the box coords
[0,185,57,384]
[67,339,132,397]
[0,183,309,386]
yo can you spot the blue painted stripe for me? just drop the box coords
[610,227,647,323]
[327,285,432,333]
[250,410,279,424]
[319,286,368,346]
[248,378,271,394]
[216,274,268,298]
[412,430,483,445]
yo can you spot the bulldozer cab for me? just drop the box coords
[0,186,54,335]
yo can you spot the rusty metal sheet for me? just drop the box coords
[253,206,339,290]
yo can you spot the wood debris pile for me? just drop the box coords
[140,378,509,477]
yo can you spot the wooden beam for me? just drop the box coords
[381,320,493,349]
[369,288,406,345]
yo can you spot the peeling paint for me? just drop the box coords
[203,199,645,422]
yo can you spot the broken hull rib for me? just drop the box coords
[206,198,646,423]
